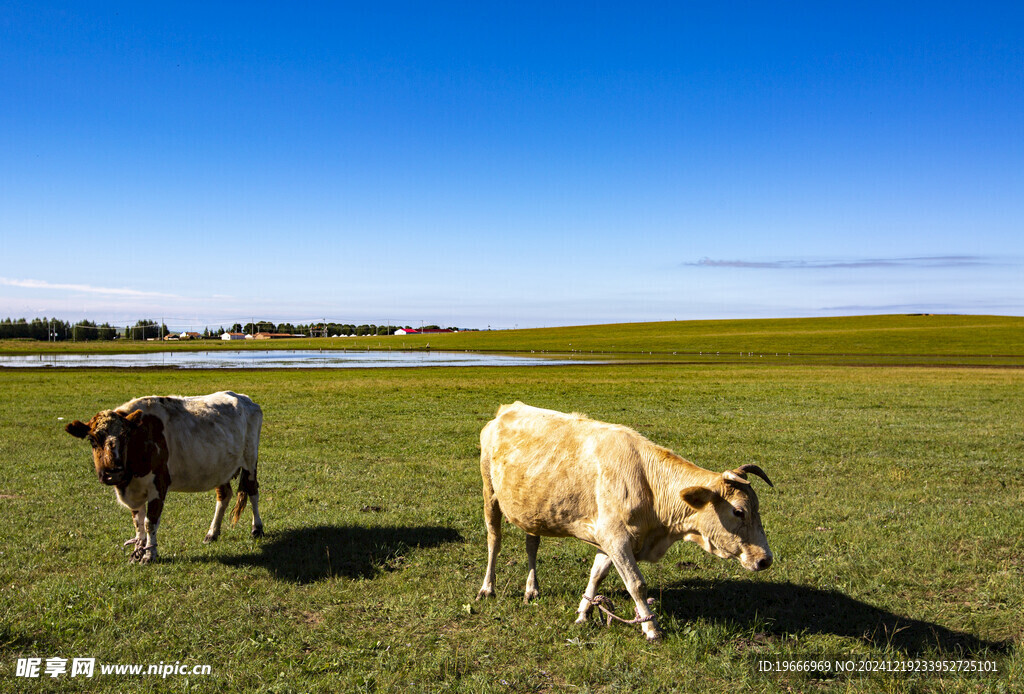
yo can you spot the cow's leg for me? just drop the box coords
[602,539,661,640]
[132,496,163,564]
[476,481,503,600]
[575,552,615,623]
[204,483,232,543]
[523,533,541,603]
[235,468,263,538]
[249,493,263,538]
[242,417,264,539]
[124,508,145,548]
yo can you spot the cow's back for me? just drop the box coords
[118,391,261,491]
[483,402,628,541]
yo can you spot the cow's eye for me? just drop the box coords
[732,508,745,519]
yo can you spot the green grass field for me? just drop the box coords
[1,317,1022,692]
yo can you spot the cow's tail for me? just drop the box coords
[230,489,249,526]
[231,467,259,527]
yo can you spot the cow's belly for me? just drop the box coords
[500,500,579,538]
[491,446,600,532]
[167,461,239,492]
[496,490,600,544]
[492,453,599,541]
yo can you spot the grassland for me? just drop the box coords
[3,314,1023,367]
[0,357,1021,692]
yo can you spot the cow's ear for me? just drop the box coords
[124,410,145,426]
[65,421,90,439]
[681,486,716,510]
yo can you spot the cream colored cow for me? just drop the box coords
[476,402,774,640]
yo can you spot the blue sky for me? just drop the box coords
[1,2,1021,330]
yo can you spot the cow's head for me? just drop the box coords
[65,410,149,486]
[680,464,774,572]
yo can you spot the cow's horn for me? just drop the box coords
[722,470,749,486]
[737,464,774,488]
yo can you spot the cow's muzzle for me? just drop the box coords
[741,551,773,572]
[99,468,127,485]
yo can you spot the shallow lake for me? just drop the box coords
[0,350,591,369]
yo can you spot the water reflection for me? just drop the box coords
[0,350,589,369]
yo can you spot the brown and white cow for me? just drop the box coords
[476,402,774,640]
[65,391,264,563]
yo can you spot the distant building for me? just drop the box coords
[221,332,247,341]
[395,328,455,335]
[253,332,295,340]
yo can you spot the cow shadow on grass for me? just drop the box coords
[1,622,61,656]
[656,578,1012,657]
[209,524,463,583]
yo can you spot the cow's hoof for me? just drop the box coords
[523,589,540,604]
[574,613,589,625]
[476,588,495,601]
[203,532,219,544]
[130,545,156,563]
[644,629,663,642]
[251,525,264,539]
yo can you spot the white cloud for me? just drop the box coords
[684,255,1004,270]
[0,277,180,298]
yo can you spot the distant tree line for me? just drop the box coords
[226,322,406,337]
[1,318,170,341]
[0,317,71,341]
[1,317,462,341]
[125,320,170,340]
[228,322,457,336]
[70,320,119,341]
